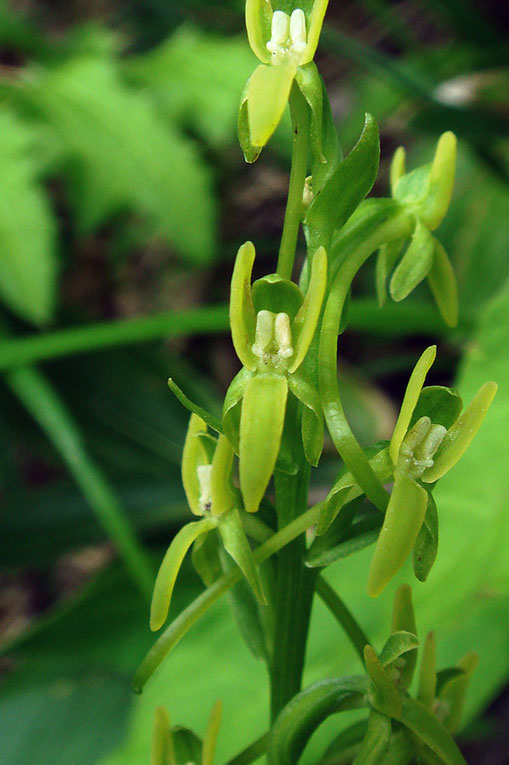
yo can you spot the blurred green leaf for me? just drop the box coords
[21,55,215,263]
[0,111,57,325]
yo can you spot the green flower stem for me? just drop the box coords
[6,365,154,599]
[319,211,415,511]
[270,462,316,722]
[133,501,324,693]
[276,84,310,280]
[0,304,229,371]
[315,576,370,664]
[226,732,269,765]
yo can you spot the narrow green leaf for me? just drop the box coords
[218,506,266,604]
[230,241,258,371]
[267,676,368,765]
[310,80,341,197]
[439,652,478,734]
[315,487,351,537]
[397,696,467,765]
[390,219,435,302]
[151,706,174,765]
[202,700,222,765]
[290,246,328,373]
[364,645,401,718]
[413,493,439,582]
[418,632,437,708]
[168,379,222,434]
[427,239,459,327]
[305,113,380,251]
[0,111,57,325]
[306,513,382,569]
[391,584,418,689]
[150,518,217,632]
[352,709,391,765]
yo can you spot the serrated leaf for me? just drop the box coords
[305,113,380,251]
[25,57,215,263]
[0,111,57,325]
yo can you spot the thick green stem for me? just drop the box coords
[319,211,415,511]
[276,84,310,280]
[270,462,316,722]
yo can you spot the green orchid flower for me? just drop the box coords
[367,345,497,598]
[150,413,265,632]
[224,241,327,513]
[376,131,460,327]
[239,0,329,158]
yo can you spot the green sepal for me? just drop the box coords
[172,727,203,764]
[289,245,328,373]
[422,381,497,483]
[252,273,304,319]
[288,368,323,465]
[435,668,465,697]
[202,700,222,765]
[376,238,405,307]
[182,413,210,516]
[300,0,330,65]
[379,631,419,669]
[223,366,253,453]
[238,90,262,163]
[267,676,368,765]
[246,61,298,148]
[295,62,324,164]
[245,0,272,64]
[230,241,257,370]
[364,645,402,718]
[413,493,439,582]
[390,219,435,302]
[394,132,456,231]
[276,392,300,474]
[389,345,436,465]
[168,378,222,434]
[151,706,174,765]
[410,385,463,431]
[150,517,218,631]
[191,527,222,587]
[439,652,478,734]
[310,79,341,197]
[210,434,236,515]
[396,696,467,765]
[367,470,428,598]
[391,584,418,689]
[427,238,459,327]
[218,505,266,603]
[239,373,288,512]
[305,113,380,252]
[352,709,391,765]
[390,146,406,195]
[418,631,437,708]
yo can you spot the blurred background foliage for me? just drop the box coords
[0,0,508,762]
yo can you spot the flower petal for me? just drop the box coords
[247,62,297,148]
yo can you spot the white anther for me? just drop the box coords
[275,312,293,359]
[266,8,307,64]
[414,424,447,462]
[252,310,275,359]
[197,464,213,512]
[289,9,307,54]
[266,11,290,58]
